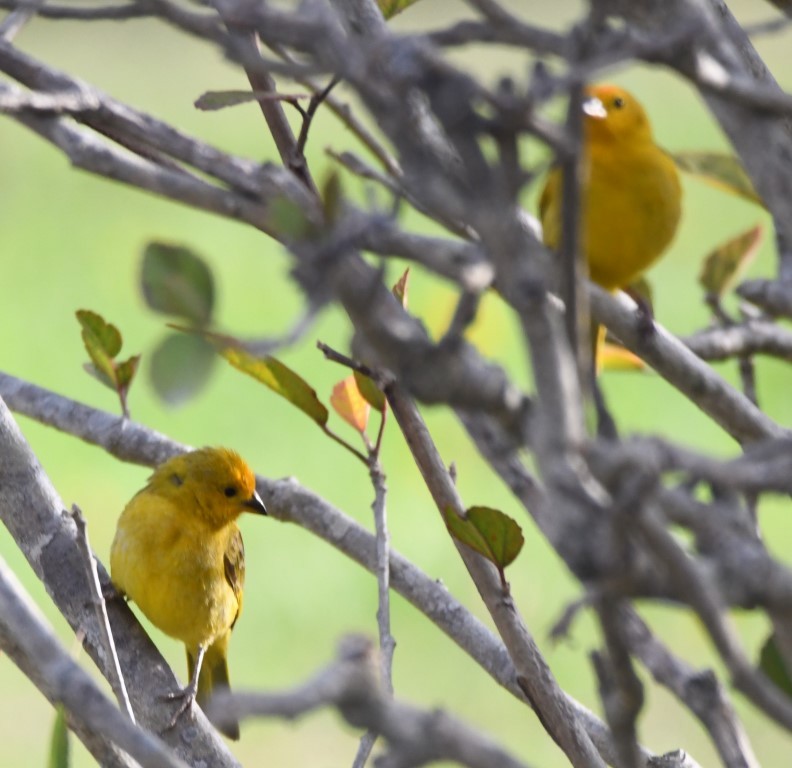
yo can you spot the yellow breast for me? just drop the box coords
[540,142,681,291]
[110,491,240,650]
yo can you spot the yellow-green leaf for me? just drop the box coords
[392,268,410,308]
[445,505,524,572]
[377,0,422,19]
[354,370,386,413]
[141,243,215,325]
[222,346,329,426]
[699,224,763,297]
[759,633,792,700]
[48,706,70,768]
[76,310,121,385]
[331,375,371,433]
[672,151,764,208]
[150,333,215,406]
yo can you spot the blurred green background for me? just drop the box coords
[2,1,792,765]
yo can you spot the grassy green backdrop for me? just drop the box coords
[2,1,791,766]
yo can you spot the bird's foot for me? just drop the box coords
[160,681,198,732]
[625,287,655,341]
[101,581,125,602]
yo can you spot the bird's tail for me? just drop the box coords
[187,637,239,740]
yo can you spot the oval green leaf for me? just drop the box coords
[445,505,524,570]
[150,333,216,406]
[222,346,329,426]
[141,242,215,325]
[671,151,764,208]
[699,224,763,298]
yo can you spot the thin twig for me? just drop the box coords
[209,635,533,768]
[70,504,135,723]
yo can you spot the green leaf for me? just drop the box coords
[195,90,310,112]
[221,346,329,426]
[759,633,792,699]
[76,310,139,417]
[671,151,764,208]
[150,333,216,406]
[699,224,763,297]
[445,505,524,574]
[377,0,423,19]
[115,355,140,390]
[194,90,272,111]
[141,243,215,325]
[48,706,70,768]
[76,310,121,387]
[354,370,386,413]
[82,362,114,390]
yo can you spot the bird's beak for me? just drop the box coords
[244,489,268,515]
[582,96,607,119]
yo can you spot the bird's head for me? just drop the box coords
[582,84,653,144]
[149,447,267,528]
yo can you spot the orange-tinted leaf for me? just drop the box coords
[354,370,386,413]
[76,310,121,386]
[672,151,763,208]
[392,268,410,308]
[221,346,329,426]
[330,376,371,433]
[699,224,763,297]
[445,505,524,571]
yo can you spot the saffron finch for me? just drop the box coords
[110,447,267,739]
[540,83,682,292]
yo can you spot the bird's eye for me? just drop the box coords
[613,97,625,109]
[224,486,237,498]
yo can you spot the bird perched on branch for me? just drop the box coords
[110,447,267,739]
[540,82,682,293]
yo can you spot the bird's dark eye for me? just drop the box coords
[224,486,237,498]
[613,97,625,109]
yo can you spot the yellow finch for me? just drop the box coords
[110,447,267,739]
